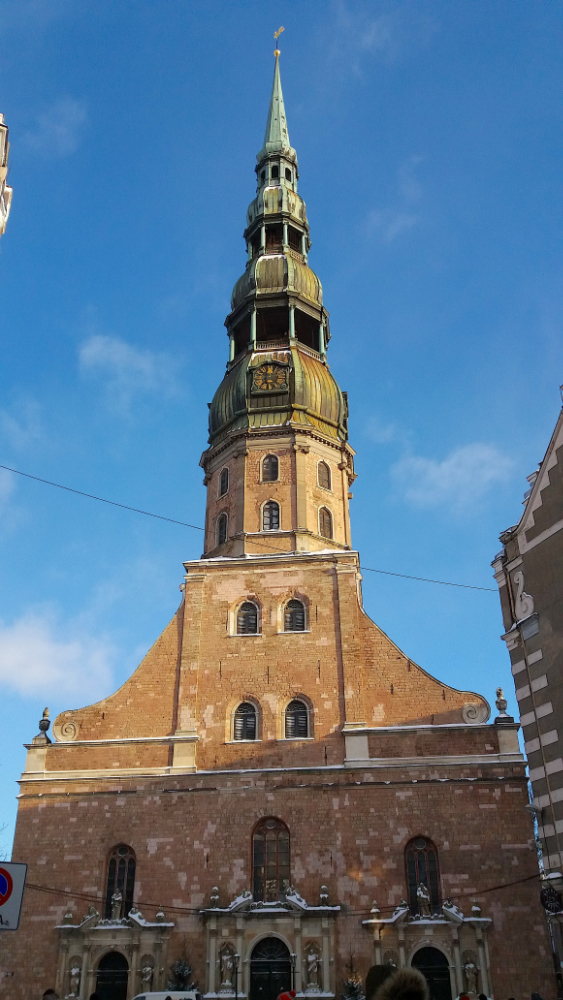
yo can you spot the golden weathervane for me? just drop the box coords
[274,26,284,57]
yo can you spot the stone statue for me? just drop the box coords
[110,890,122,920]
[69,966,81,996]
[319,885,329,905]
[306,948,320,988]
[417,882,431,917]
[210,886,220,907]
[141,965,154,988]
[220,949,234,987]
[464,961,478,993]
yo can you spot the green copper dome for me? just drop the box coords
[208,346,348,446]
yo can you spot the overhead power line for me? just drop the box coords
[25,868,541,917]
[0,462,496,593]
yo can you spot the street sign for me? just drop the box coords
[0,863,27,930]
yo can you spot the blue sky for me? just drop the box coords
[0,0,562,851]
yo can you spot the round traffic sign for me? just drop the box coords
[0,867,14,906]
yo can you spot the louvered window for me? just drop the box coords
[318,461,331,490]
[237,602,258,635]
[405,836,440,916]
[285,700,309,739]
[217,512,228,546]
[252,818,290,901]
[262,500,280,531]
[284,599,305,632]
[262,455,279,482]
[234,702,257,741]
[319,507,333,539]
[219,468,229,497]
[104,844,136,919]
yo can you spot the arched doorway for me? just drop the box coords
[96,951,129,1000]
[411,947,452,1000]
[250,937,292,1000]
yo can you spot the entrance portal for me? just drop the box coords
[411,947,452,1000]
[96,951,129,1000]
[250,937,292,1000]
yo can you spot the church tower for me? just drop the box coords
[3,53,553,1000]
[202,53,354,559]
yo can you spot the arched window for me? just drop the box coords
[219,468,229,497]
[319,507,333,539]
[285,700,309,738]
[262,455,279,482]
[318,461,331,490]
[104,844,136,919]
[262,500,280,531]
[234,702,257,741]
[237,601,259,635]
[252,817,290,901]
[217,512,228,546]
[284,599,305,632]
[405,836,440,916]
[271,165,279,179]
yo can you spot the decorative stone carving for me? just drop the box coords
[305,945,321,991]
[319,885,329,905]
[382,951,398,969]
[68,958,81,996]
[110,890,122,921]
[32,707,52,745]
[210,886,220,908]
[462,952,479,993]
[513,570,534,619]
[54,720,78,742]
[462,702,489,725]
[141,959,154,990]
[219,943,236,990]
[416,882,431,917]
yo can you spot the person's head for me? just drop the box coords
[42,992,58,999]
[89,994,101,1000]
[373,968,429,1000]
[478,994,487,1000]
[366,965,395,1000]
[531,994,544,1000]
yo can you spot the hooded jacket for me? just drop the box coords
[373,968,429,1000]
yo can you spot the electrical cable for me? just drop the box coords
[24,869,542,918]
[0,462,496,593]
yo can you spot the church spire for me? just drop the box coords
[257,50,296,164]
[262,53,290,155]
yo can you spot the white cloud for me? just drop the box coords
[79,334,178,415]
[391,443,514,511]
[325,1,438,75]
[0,607,114,701]
[364,155,424,243]
[22,97,87,158]
[365,416,401,445]
[0,468,16,513]
[0,398,42,450]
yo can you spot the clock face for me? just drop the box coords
[252,363,288,392]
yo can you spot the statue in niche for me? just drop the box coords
[464,961,478,993]
[141,965,154,989]
[69,966,81,996]
[417,882,431,917]
[306,947,321,989]
[110,890,122,921]
[220,947,235,988]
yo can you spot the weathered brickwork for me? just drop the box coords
[2,765,553,1000]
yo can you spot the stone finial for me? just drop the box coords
[319,885,329,905]
[62,908,74,924]
[155,907,165,923]
[471,903,482,917]
[32,707,52,745]
[494,687,514,724]
[370,900,380,915]
[210,886,220,907]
